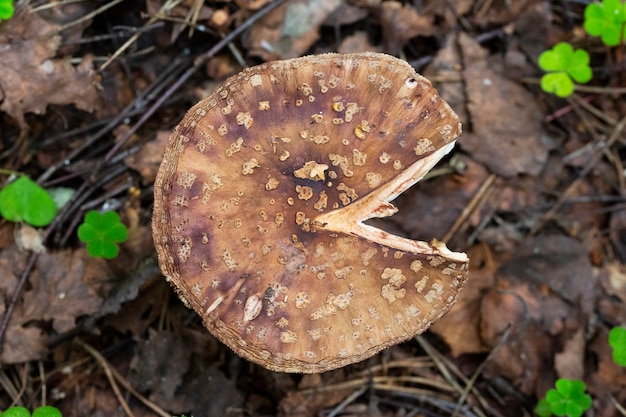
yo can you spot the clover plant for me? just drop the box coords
[1,406,62,417]
[539,43,592,98]
[539,0,626,97]
[584,0,626,46]
[609,326,626,366]
[536,378,592,417]
[77,210,128,259]
[0,0,13,20]
[0,176,58,227]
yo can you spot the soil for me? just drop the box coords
[1,1,626,416]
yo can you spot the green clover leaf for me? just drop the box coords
[0,0,14,20]
[77,210,128,259]
[0,176,58,227]
[584,0,626,46]
[534,398,553,417]
[545,379,592,417]
[540,72,574,98]
[31,407,61,417]
[609,326,626,366]
[1,406,31,417]
[539,42,592,98]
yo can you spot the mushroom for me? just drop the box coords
[152,52,469,373]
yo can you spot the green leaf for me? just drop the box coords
[0,176,58,227]
[545,379,592,417]
[535,397,553,417]
[584,0,626,46]
[0,0,14,20]
[1,407,31,417]
[568,49,593,83]
[539,42,573,72]
[538,43,592,98]
[609,326,626,366]
[87,239,119,259]
[77,210,128,259]
[541,72,574,98]
[32,406,62,417]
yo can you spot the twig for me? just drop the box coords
[80,341,136,417]
[522,77,626,95]
[0,253,39,354]
[3,365,29,408]
[103,0,290,162]
[39,361,47,405]
[42,0,126,36]
[571,94,618,126]
[609,393,626,416]
[416,336,493,417]
[452,325,511,417]
[38,51,189,183]
[79,341,171,417]
[328,385,368,417]
[531,114,626,234]
[442,174,498,243]
[98,0,184,71]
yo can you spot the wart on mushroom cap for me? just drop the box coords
[152,52,469,373]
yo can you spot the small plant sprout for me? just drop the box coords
[609,326,626,366]
[538,42,593,98]
[77,210,128,259]
[539,378,592,417]
[0,406,62,417]
[31,407,62,417]
[1,406,31,417]
[0,176,58,227]
[584,0,626,46]
[0,0,14,21]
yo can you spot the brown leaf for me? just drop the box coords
[380,1,435,54]
[20,249,114,333]
[125,131,171,185]
[424,34,467,123]
[554,327,584,380]
[0,246,114,363]
[458,33,550,177]
[337,31,380,54]
[243,0,343,60]
[430,266,494,356]
[0,7,102,129]
[481,235,596,395]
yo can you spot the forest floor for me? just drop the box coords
[1,1,626,416]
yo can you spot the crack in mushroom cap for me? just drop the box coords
[152,52,469,373]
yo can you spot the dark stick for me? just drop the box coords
[104,0,290,162]
[0,252,38,353]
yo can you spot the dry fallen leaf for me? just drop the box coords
[430,266,494,356]
[124,131,171,185]
[481,235,596,396]
[242,0,343,60]
[0,7,102,129]
[0,245,114,363]
[379,1,435,54]
[458,33,549,177]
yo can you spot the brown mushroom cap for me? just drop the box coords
[152,52,468,373]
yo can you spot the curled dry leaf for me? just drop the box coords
[152,52,469,373]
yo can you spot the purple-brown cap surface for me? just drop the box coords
[152,52,469,373]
